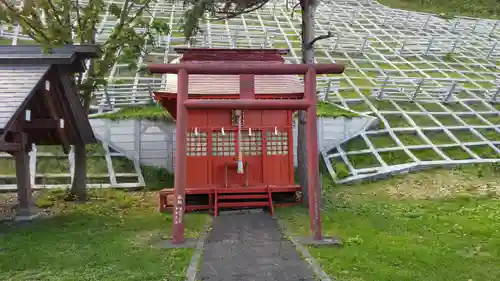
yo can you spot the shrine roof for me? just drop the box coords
[158,48,305,95]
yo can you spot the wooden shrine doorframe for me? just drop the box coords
[148,63,345,244]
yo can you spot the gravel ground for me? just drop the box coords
[0,193,18,221]
[0,191,47,221]
[198,211,316,281]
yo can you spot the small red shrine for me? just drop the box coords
[149,47,344,244]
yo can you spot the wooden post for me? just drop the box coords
[172,69,188,244]
[14,132,35,218]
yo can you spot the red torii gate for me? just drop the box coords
[148,62,345,244]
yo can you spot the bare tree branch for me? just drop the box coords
[304,31,334,50]
[213,0,268,19]
[290,2,300,19]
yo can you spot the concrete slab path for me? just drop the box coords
[197,211,316,281]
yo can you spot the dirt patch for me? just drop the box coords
[387,177,499,200]
[0,191,56,222]
[0,193,17,220]
[339,165,500,201]
[382,170,500,200]
[131,229,169,247]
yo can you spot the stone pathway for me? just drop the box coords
[197,211,316,281]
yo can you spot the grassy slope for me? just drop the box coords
[378,0,500,19]
[317,101,359,118]
[278,164,500,281]
[0,189,208,281]
[91,101,359,122]
[90,104,174,121]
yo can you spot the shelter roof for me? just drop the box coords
[0,45,101,149]
[0,45,101,71]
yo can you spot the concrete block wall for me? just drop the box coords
[89,116,374,173]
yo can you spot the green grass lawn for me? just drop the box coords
[378,0,500,19]
[0,189,209,281]
[0,37,13,45]
[278,164,500,281]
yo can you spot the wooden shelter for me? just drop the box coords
[150,48,345,244]
[0,45,101,219]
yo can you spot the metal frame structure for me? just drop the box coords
[0,0,488,110]
[0,141,144,191]
[0,0,498,187]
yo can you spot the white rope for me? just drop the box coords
[236,110,244,174]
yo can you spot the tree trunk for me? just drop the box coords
[69,89,92,201]
[298,0,316,203]
[70,143,88,201]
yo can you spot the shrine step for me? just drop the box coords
[217,201,270,208]
[216,188,269,194]
[215,189,274,217]
[218,194,269,200]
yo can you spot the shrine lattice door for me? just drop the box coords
[263,128,293,186]
[211,129,264,187]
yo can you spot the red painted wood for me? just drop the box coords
[148,63,345,75]
[207,128,213,187]
[186,157,209,187]
[184,99,309,110]
[153,93,304,120]
[267,187,275,217]
[218,201,269,208]
[161,202,301,213]
[154,48,340,243]
[261,127,269,186]
[176,48,289,62]
[159,184,299,213]
[240,74,255,99]
[205,109,232,127]
[163,202,302,213]
[305,68,322,240]
[243,110,262,127]
[172,69,188,244]
[218,194,269,200]
[187,110,209,127]
[159,185,300,194]
[155,92,303,100]
[287,112,295,184]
